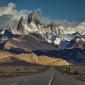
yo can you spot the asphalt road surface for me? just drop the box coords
[0,67,55,85]
[51,69,85,85]
[0,67,85,85]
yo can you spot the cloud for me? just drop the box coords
[0,2,28,20]
[0,2,43,28]
[0,2,85,35]
[37,8,41,12]
[0,15,18,28]
[0,2,29,28]
[0,2,15,16]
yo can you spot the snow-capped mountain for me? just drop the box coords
[0,11,85,48]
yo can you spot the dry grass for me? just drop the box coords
[0,65,49,78]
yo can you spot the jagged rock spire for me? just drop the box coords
[27,11,40,25]
[17,17,25,34]
[7,24,12,33]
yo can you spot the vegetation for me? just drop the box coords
[0,65,49,78]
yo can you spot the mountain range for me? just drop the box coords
[0,11,85,65]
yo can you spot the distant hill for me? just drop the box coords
[33,49,85,65]
[4,33,58,53]
[0,51,70,66]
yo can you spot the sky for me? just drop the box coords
[0,0,85,22]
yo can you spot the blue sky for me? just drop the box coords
[0,0,85,21]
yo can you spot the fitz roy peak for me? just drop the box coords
[16,11,85,47]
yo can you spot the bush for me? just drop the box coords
[73,71,80,75]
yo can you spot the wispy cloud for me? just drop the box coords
[0,2,28,20]
[0,2,85,35]
[0,2,44,28]
[0,2,29,28]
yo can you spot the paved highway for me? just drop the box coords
[0,67,85,85]
[0,67,55,85]
[51,69,85,85]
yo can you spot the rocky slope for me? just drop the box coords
[4,33,58,52]
[17,17,25,34]
[67,36,85,49]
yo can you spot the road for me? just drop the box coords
[0,67,85,85]
[0,67,55,85]
[51,69,85,85]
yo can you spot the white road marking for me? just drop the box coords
[48,70,55,85]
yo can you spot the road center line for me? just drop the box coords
[48,70,55,85]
